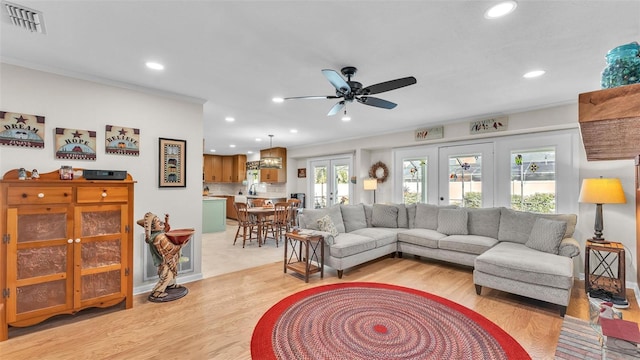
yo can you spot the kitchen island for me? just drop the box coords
[202,197,226,232]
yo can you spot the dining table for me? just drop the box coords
[247,206,275,245]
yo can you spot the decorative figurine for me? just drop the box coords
[31,169,40,179]
[137,212,192,302]
[18,168,26,180]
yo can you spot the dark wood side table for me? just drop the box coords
[284,232,324,283]
[585,240,626,298]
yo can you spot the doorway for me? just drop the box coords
[309,157,352,208]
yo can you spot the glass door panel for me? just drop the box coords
[333,163,350,205]
[309,157,352,208]
[312,162,328,208]
[439,143,494,207]
[402,158,427,204]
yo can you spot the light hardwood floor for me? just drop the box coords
[2,222,638,359]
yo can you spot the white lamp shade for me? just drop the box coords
[363,179,378,191]
[578,178,626,204]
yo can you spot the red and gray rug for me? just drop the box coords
[251,282,530,359]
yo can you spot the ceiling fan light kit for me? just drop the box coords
[283,66,416,117]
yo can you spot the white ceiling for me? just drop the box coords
[1,1,639,155]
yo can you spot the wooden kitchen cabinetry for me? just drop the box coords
[225,195,238,220]
[0,168,135,341]
[203,154,223,182]
[260,147,287,183]
[203,154,246,183]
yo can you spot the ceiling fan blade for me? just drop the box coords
[327,101,346,116]
[362,76,417,95]
[357,96,397,109]
[322,69,351,95]
[284,95,341,100]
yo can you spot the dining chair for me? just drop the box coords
[263,202,289,247]
[233,202,257,248]
[287,198,301,229]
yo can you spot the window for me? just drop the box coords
[402,158,426,204]
[510,148,556,213]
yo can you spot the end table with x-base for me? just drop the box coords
[585,240,626,298]
[284,231,324,282]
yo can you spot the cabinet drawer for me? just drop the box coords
[77,187,128,203]
[7,187,73,205]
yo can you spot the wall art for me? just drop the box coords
[159,138,187,187]
[414,126,444,141]
[0,111,45,148]
[105,125,140,156]
[470,116,508,135]
[55,127,96,160]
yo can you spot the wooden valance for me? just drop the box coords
[578,83,640,161]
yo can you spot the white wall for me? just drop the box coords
[287,104,639,289]
[0,64,205,292]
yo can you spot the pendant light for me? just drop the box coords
[260,134,282,169]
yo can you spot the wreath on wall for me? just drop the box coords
[369,161,389,183]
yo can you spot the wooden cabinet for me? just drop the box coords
[260,147,287,183]
[203,154,246,183]
[0,168,135,341]
[225,195,237,220]
[203,155,222,182]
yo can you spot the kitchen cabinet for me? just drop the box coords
[203,154,246,183]
[202,198,226,233]
[260,147,287,183]
[0,168,135,341]
[225,195,238,220]
[203,155,222,182]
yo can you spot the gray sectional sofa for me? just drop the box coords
[298,203,580,316]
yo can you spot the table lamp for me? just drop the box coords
[363,178,378,204]
[578,177,626,241]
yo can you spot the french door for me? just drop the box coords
[438,143,494,207]
[309,157,352,209]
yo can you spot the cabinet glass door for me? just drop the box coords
[6,206,74,323]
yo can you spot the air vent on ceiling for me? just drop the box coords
[2,1,45,33]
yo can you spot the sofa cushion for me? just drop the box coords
[328,233,378,258]
[407,204,417,229]
[539,213,577,239]
[497,208,538,244]
[393,204,409,228]
[364,204,373,227]
[397,228,445,249]
[350,228,397,248]
[340,204,367,232]
[372,204,399,228]
[439,235,499,255]
[437,208,468,235]
[474,242,574,289]
[467,207,501,239]
[525,218,567,254]
[298,205,345,233]
[415,204,456,230]
[317,215,339,237]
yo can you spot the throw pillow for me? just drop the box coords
[371,204,399,228]
[467,207,501,238]
[317,215,339,237]
[525,218,567,254]
[340,204,367,232]
[437,208,468,235]
[497,208,538,244]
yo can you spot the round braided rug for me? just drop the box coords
[251,282,530,360]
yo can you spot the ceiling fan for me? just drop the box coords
[283,66,417,116]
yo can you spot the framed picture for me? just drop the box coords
[298,168,307,178]
[159,138,187,187]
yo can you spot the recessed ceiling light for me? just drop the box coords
[210,149,216,153]
[523,70,545,78]
[225,116,235,122]
[229,144,236,148]
[255,138,262,142]
[145,61,164,70]
[290,129,298,133]
[272,97,284,103]
[485,1,517,19]
[247,151,253,154]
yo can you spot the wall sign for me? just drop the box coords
[105,125,140,156]
[0,111,45,148]
[55,127,96,160]
[414,126,444,141]
[159,137,187,187]
[470,116,508,134]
